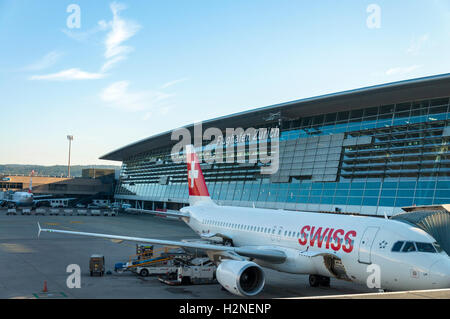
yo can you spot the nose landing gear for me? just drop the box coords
[309,275,330,287]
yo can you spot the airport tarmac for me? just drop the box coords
[0,210,378,299]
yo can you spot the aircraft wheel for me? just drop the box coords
[309,275,320,287]
[320,276,330,287]
[223,239,233,247]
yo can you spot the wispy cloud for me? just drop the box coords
[406,33,430,55]
[30,68,105,81]
[100,2,141,72]
[160,78,188,89]
[61,21,108,42]
[32,2,140,80]
[100,81,172,112]
[23,51,63,71]
[385,65,422,76]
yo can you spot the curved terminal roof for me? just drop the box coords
[100,73,450,161]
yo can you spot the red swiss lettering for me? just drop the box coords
[342,230,357,253]
[298,225,310,246]
[310,227,330,248]
[326,228,334,249]
[330,229,344,251]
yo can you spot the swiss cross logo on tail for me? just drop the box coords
[185,145,210,200]
[188,159,199,188]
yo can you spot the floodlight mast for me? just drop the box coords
[67,135,74,178]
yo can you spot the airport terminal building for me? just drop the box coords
[101,74,450,216]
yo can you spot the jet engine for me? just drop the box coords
[216,260,265,297]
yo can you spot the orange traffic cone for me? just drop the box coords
[42,281,48,293]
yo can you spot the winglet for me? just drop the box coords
[38,222,42,239]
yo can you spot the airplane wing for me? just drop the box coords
[33,197,77,203]
[37,223,286,263]
[125,208,189,219]
[33,195,54,199]
[299,250,340,259]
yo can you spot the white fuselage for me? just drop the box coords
[11,192,34,206]
[180,203,450,291]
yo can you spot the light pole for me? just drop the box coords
[67,135,74,178]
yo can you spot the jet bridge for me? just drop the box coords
[392,205,450,255]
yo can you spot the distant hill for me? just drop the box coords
[0,165,120,177]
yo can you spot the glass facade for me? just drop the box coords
[115,96,450,216]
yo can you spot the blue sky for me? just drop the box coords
[1,0,449,166]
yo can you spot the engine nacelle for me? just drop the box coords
[216,260,265,297]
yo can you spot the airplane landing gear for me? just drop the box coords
[223,239,233,247]
[309,275,330,287]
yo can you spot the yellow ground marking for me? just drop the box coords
[110,239,124,244]
[0,243,34,253]
[69,221,83,224]
[45,223,59,226]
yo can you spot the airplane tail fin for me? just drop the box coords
[185,145,215,206]
[28,170,34,193]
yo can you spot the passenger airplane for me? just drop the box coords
[3,171,70,208]
[39,145,450,296]
[2,171,38,207]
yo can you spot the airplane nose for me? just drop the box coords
[430,259,450,288]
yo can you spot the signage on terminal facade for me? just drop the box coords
[215,127,279,146]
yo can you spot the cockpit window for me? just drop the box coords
[392,241,404,252]
[402,241,417,252]
[433,242,444,253]
[392,241,441,253]
[416,242,436,253]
